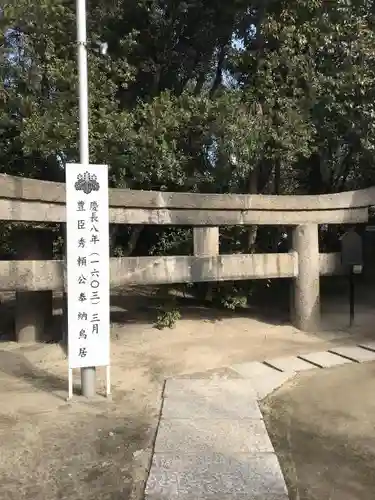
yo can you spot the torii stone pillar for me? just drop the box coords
[14,228,54,343]
[291,224,320,332]
[193,227,219,301]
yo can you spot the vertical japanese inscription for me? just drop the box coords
[66,165,110,369]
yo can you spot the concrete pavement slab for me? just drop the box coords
[163,378,257,399]
[161,381,262,419]
[230,361,281,378]
[329,345,375,363]
[299,351,352,368]
[251,372,295,400]
[145,452,289,500]
[154,418,274,454]
[265,355,316,373]
[176,367,242,379]
[357,341,375,353]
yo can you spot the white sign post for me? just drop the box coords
[65,163,110,399]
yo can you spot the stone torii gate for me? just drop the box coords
[0,173,374,339]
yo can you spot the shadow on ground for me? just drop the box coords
[2,276,375,344]
[0,285,291,343]
[261,363,375,500]
[0,349,75,398]
[0,398,156,500]
[109,291,290,326]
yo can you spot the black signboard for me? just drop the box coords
[341,229,363,267]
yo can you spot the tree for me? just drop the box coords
[2,0,375,264]
[1,0,135,180]
[232,0,375,196]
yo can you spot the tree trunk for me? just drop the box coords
[123,225,144,256]
[110,225,144,257]
[209,41,227,98]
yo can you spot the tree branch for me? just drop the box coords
[124,225,144,256]
[209,41,227,98]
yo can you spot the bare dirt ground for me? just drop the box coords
[261,362,375,500]
[0,280,375,500]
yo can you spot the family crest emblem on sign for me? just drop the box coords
[74,171,100,195]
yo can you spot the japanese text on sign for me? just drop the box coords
[66,164,110,369]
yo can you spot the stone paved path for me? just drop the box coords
[144,341,375,499]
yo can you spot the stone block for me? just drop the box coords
[176,367,242,379]
[163,378,257,399]
[162,380,261,419]
[357,341,375,353]
[298,351,352,368]
[265,356,316,373]
[230,361,280,379]
[329,346,375,363]
[161,392,262,420]
[154,419,274,455]
[251,372,295,400]
[145,452,289,500]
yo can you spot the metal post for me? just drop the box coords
[349,267,355,327]
[68,368,73,401]
[106,365,111,398]
[76,0,96,397]
[77,0,89,164]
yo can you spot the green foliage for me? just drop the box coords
[220,293,248,311]
[213,282,251,311]
[117,91,261,192]
[3,0,375,194]
[2,0,375,283]
[0,223,14,258]
[242,0,375,193]
[149,228,193,256]
[1,0,135,178]
[155,306,181,330]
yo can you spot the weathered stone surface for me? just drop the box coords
[0,253,350,290]
[176,367,242,379]
[146,376,291,499]
[357,341,375,353]
[299,351,352,368]
[145,452,289,500]
[230,361,280,379]
[162,381,262,420]
[193,227,219,256]
[0,196,368,225]
[0,253,297,291]
[265,356,316,373]
[154,419,274,454]
[251,372,295,400]
[163,379,257,399]
[14,228,54,343]
[3,171,375,211]
[329,346,375,363]
[291,224,321,332]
